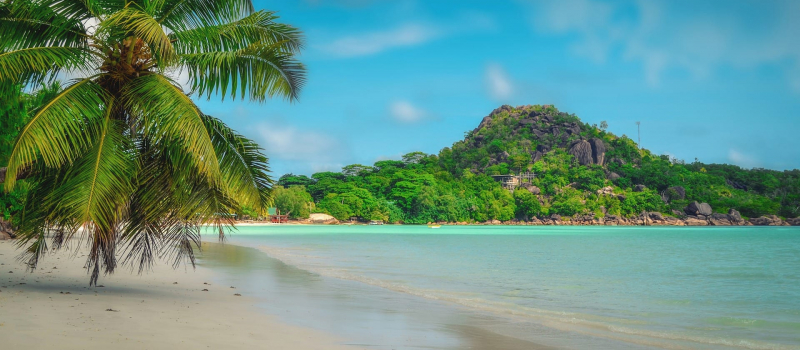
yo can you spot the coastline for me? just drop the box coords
[233,211,800,227]
[0,240,361,350]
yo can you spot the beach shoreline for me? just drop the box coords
[0,240,362,350]
[231,212,800,227]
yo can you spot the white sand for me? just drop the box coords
[0,240,361,350]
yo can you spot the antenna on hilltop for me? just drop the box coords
[635,121,641,149]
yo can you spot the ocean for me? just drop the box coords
[199,225,800,350]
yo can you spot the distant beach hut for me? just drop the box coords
[268,208,289,223]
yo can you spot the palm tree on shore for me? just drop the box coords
[0,0,305,284]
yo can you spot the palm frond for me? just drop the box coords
[204,114,273,212]
[4,78,107,191]
[47,101,136,232]
[181,40,305,101]
[119,136,174,273]
[48,0,104,20]
[161,220,201,269]
[19,102,136,283]
[86,223,118,285]
[0,0,88,50]
[121,74,221,181]
[0,47,92,84]
[157,0,254,32]
[171,10,303,54]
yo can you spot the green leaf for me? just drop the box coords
[4,78,107,191]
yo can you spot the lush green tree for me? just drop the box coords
[342,164,373,177]
[317,194,352,221]
[0,0,305,284]
[402,151,427,165]
[276,173,315,188]
[550,187,586,217]
[273,186,314,219]
[514,188,543,219]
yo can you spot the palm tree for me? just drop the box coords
[0,0,305,285]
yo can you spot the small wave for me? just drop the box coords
[257,245,798,350]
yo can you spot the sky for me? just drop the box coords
[193,0,800,176]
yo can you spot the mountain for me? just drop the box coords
[275,104,800,225]
[438,104,799,218]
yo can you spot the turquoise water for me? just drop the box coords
[204,225,800,349]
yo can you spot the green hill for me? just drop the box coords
[274,104,799,225]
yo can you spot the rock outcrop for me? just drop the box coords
[662,186,686,202]
[597,186,614,196]
[708,213,733,226]
[567,138,606,166]
[684,217,709,226]
[588,138,605,165]
[0,218,14,240]
[308,213,339,225]
[521,185,540,194]
[728,209,744,224]
[684,201,713,216]
[568,140,594,166]
[749,215,785,226]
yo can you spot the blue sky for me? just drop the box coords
[194,0,800,176]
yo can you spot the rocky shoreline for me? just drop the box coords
[442,212,799,227]
[437,201,800,227]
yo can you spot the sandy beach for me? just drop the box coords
[0,239,360,350]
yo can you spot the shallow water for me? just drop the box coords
[200,225,800,350]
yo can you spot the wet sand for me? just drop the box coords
[0,237,607,350]
[0,240,360,350]
[197,240,634,350]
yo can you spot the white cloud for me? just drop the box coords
[389,100,427,123]
[485,64,514,101]
[727,149,760,169]
[321,23,438,57]
[257,124,344,162]
[319,13,495,58]
[527,0,800,90]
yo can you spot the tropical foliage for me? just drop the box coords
[0,0,305,284]
[275,105,799,223]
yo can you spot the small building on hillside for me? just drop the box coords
[491,172,535,191]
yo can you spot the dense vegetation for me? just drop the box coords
[0,83,61,221]
[273,105,799,223]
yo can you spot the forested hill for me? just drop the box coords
[272,104,800,224]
